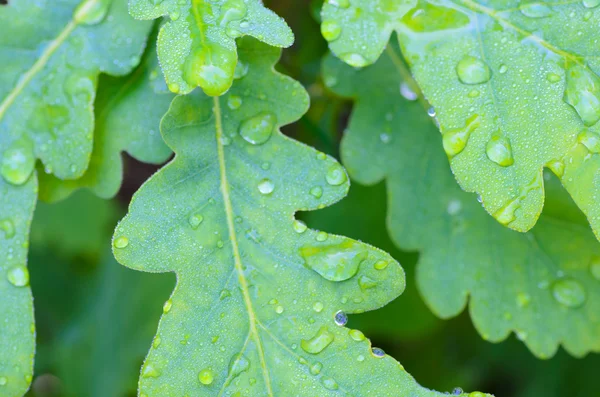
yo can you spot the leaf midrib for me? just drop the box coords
[213,96,273,396]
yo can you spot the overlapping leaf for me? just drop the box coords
[324,47,600,358]
[129,0,293,96]
[0,0,152,394]
[113,38,488,397]
[39,29,173,202]
[322,0,600,240]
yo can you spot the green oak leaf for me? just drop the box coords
[129,0,293,96]
[0,1,152,394]
[324,47,600,358]
[39,28,173,202]
[113,38,489,397]
[321,0,600,241]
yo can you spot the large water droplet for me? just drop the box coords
[321,377,339,390]
[334,310,348,326]
[486,133,514,166]
[74,0,110,25]
[257,179,274,195]
[520,3,552,18]
[349,329,365,341]
[218,0,247,26]
[198,368,214,385]
[442,114,480,157]
[371,347,385,358]
[240,112,276,145]
[113,236,129,249]
[189,213,204,229]
[564,64,600,126]
[293,220,308,233]
[552,278,586,308]
[321,20,342,41]
[456,56,491,85]
[340,53,368,68]
[183,43,236,96]
[578,129,600,152]
[583,0,600,8]
[300,241,367,281]
[1,140,35,185]
[494,197,520,226]
[7,266,29,287]
[301,326,334,354]
[326,164,347,186]
[309,362,323,375]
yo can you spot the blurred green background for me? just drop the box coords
[25,1,600,396]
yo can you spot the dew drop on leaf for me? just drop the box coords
[442,114,480,158]
[485,133,514,166]
[371,347,385,358]
[0,218,15,238]
[358,275,377,291]
[188,213,204,229]
[349,329,365,341]
[300,241,367,281]
[228,353,250,379]
[239,112,276,145]
[7,266,29,287]
[257,178,274,195]
[293,219,308,233]
[374,260,389,270]
[325,164,347,186]
[73,0,111,25]
[563,63,600,126]
[309,362,323,375]
[313,302,324,312]
[183,43,236,96]
[163,299,173,314]
[520,3,552,18]
[334,310,348,326]
[578,129,600,152]
[321,376,339,390]
[142,364,161,378]
[227,95,243,110]
[552,278,586,308]
[400,82,418,101]
[301,326,334,354]
[583,0,600,8]
[198,368,214,385]
[0,140,35,186]
[340,53,368,68]
[309,186,323,198]
[455,56,491,85]
[218,0,247,26]
[0,377,6,386]
[452,387,464,395]
[113,236,129,249]
[321,20,342,41]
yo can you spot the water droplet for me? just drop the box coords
[74,0,110,25]
[217,240,224,248]
[325,164,347,186]
[1,140,35,185]
[142,364,161,378]
[152,336,161,348]
[113,236,129,249]
[494,196,520,226]
[217,0,247,26]
[374,260,389,270]
[590,256,600,280]
[400,82,418,101]
[0,219,15,239]
[468,89,480,98]
[552,278,586,308]
[371,347,385,358]
[427,107,436,117]
[349,329,365,341]
[183,43,236,96]
[189,214,204,229]
[564,63,600,126]
[198,368,214,385]
[258,179,274,195]
[0,377,6,386]
[275,305,284,314]
[380,133,392,144]
[442,114,480,157]
[7,266,29,287]
[227,95,243,110]
[321,377,339,390]
[293,220,308,233]
[327,0,350,8]
[228,353,250,378]
[309,186,323,198]
[315,231,328,242]
[447,199,462,215]
[583,0,600,8]
[240,112,276,145]
[220,289,231,300]
[452,387,464,395]
[578,129,600,152]
[163,299,173,313]
[546,72,561,83]
[313,302,324,312]
[321,20,342,41]
[300,241,367,281]
[168,83,180,93]
[520,3,552,18]
[516,292,530,307]
[357,354,365,362]
[358,275,377,290]
[233,60,249,79]
[334,310,348,326]
[456,56,491,85]
[340,53,368,68]
[499,64,508,74]
[301,326,334,354]
[309,361,323,375]
[546,159,565,178]
[486,133,514,166]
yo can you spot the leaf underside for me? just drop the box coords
[324,46,600,358]
[129,0,294,96]
[0,0,152,394]
[322,0,600,242]
[113,38,489,397]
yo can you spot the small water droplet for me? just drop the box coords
[442,114,480,157]
[494,196,520,226]
[227,95,243,110]
[486,133,514,166]
[427,107,436,117]
[275,305,284,314]
[189,214,204,229]
[152,336,161,348]
[309,186,323,198]
[321,20,342,41]
[163,299,173,313]
[334,310,348,326]
[520,3,552,18]
[293,220,308,233]
[300,241,367,281]
[142,364,161,378]
[499,64,508,74]
[374,260,389,270]
[552,278,586,308]
[546,159,565,178]
[7,266,29,287]
[313,302,324,312]
[220,289,231,300]
[546,72,561,83]
[233,60,249,80]
[452,387,464,395]
[240,112,276,145]
[578,129,600,152]
[321,376,339,390]
[301,326,334,354]
[325,164,347,186]
[456,56,491,85]
[516,292,530,307]
[371,347,385,358]
[315,231,328,242]
[258,179,274,195]
[113,236,129,249]
[358,275,377,291]
[74,0,110,25]
[168,83,180,93]
[0,219,15,239]
[564,63,600,127]
[309,362,323,375]
[1,140,35,185]
[198,368,214,385]
[349,329,365,341]
[400,82,418,101]
[380,133,392,144]
[228,353,250,379]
